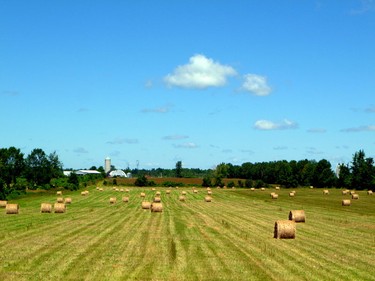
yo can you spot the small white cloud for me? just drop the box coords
[307,128,327,133]
[145,80,153,88]
[273,146,288,150]
[163,135,189,140]
[173,142,198,149]
[73,147,88,154]
[164,54,237,89]
[254,119,298,130]
[341,125,375,132]
[365,105,375,113]
[107,137,139,144]
[242,74,272,96]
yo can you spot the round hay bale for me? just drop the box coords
[350,191,355,195]
[81,191,86,196]
[342,199,351,206]
[65,198,72,204]
[342,190,348,195]
[271,193,278,199]
[96,186,100,190]
[166,190,171,194]
[204,196,212,202]
[207,187,211,191]
[141,201,151,209]
[56,191,62,196]
[310,186,314,189]
[156,191,161,196]
[109,197,117,204]
[6,203,19,214]
[289,192,295,197]
[181,191,187,195]
[140,192,146,198]
[151,188,156,191]
[207,191,212,195]
[289,210,305,223]
[261,188,265,191]
[57,197,64,203]
[323,190,329,195]
[151,202,163,212]
[352,194,359,200]
[193,190,198,194]
[274,220,296,239]
[275,186,280,190]
[122,196,129,203]
[120,188,124,192]
[0,200,7,208]
[40,203,52,213]
[54,203,66,213]
[153,197,161,203]
[99,188,104,191]
[367,190,373,195]
[179,195,186,202]
[250,188,255,191]
[125,189,130,192]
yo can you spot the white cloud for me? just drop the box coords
[107,137,139,144]
[73,147,88,154]
[341,125,375,132]
[164,54,237,89]
[307,128,327,133]
[163,135,189,140]
[254,119,298,130]
[173,142,198,149]
[242,74,272,96]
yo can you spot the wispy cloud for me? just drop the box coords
[173,142,198,149]
[222,149,233,153]
[254,119,298,130]
[241,74,272,96]
[107,137,139,144]
[164,54,237,89]
[306,147,323,155]
[141,104,173,113]
[340,125,375,132]
[240,149,254,154]
[2,90,19,96]
[350,0,375,15]
[73,147,89,154]
[365,105,375,113]
[307,128,327,133]
[163,135,189,140]
[77,107,89,112]
[273,146,288,150]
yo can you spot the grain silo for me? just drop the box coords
[105,157,111,174]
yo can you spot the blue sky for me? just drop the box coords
[1,0,374,170]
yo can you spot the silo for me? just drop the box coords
[105,157,111,174]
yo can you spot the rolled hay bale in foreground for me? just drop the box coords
[274,220,296,239]
[122,196,129,203]
[40,203,52,213]
[153,197,161,203]
[323,190,329,195]
[0,200,7,208]
[56,191,62,196]
[109,197,117,204]
[352,194,359,200]
[342,199,351,206]
[289,192,295,197]
[140,192,146,198]
[207,191,212,195]
[151,202,163,212]
[141,201,151,209]
[6,204,19,214]
[65,198,72,204]
[271,193,279,199]
[289,210,306,223]
[204,196,212,202]
[57,197,64,203]
[54,203,66,213]
[155,191,161,196]
[179,195,186,202]
[181,191,187,195]
[368,190,373,195]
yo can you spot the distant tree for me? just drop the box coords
[336,164,351,188]
[175,161,182,178]
[202,175,212,187]
[312,159,336,188]
[135,175,148,187]
[351,150,374,190]
[67,172,79,190]
[0,146,25,187]
[0,178,6,200]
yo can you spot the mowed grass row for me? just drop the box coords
[0,187,374,281]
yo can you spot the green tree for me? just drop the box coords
[0,147,25,187]
[67,172,79,190]
[175,161,182,178]
[135,175,148,187]
[351,150,374,190]
[312,159,335,188]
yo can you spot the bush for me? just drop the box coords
[227,181,235,188]
[245,179,253,188]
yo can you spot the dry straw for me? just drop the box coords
[156,191,161,196]
[181,191,187,195]
[193,190,198,194]
[368,190,373,195]
[40,203,52,213]
[6,204,19,214]
[342,190,348,195]
[140,192,146,198]
[271,193,278,199]
[142,201,151,209]
[153,197,161,203]
[207,191,212,195]
[179,195,186,202]
[274,220,296,239]
[122,196,129,203]
[151,202,163,212]
[275,186,280,190]
[261,188,265,191]
[342,199,351,206]
[251,188,255,191]
[110,197,117,204]
[54,203,66,213]
[125,188,130,192]
[64,198,72,204]
[352,194,359,200]
[323,190,329,195]
[0,200,7,208]
[289,192,295,197]
[56,191,62,195]
[289,210,305,223]
[166,190,171,194]
[57,197,64,203]
[205,196,212,202]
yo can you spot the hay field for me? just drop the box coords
[0,187,374,281]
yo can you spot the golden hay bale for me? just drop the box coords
[274,220,296,239]
[352,194,359,200]
[96,186,100,190]
[310,186,314,189]
[57,197,64,203]
[207,191,212,195]
[142,201,151,209]
[261,188,265,191]
[166,190,171,194]
[323,190,329,195]
[368,190,373,195]
[179,195,186,202]
[122,196,129,203]
[151,202,163,212]
[181,191,187,195]
[289,192,295,197]
[0,200,7,208]
[99,188,104,191]
[54,203,66,213]
[120,188,124,192]
[81,191,87,196]
[140,192,146,198]
[342,199,351,206]
[115,188,119,192]
[109,197,117,204]
[112,186,116,190]
[56,191,62,195]
[65,198,72,204]
[156,191,161,196]
[125,189,130,192]
[151,188,156,191]
[207,187,211,191]
[289,210,305,223]
[275,186,280,190]
[271,193,278,199]
[40,203,52,213]
[342,190,348,195]
[350,191,355,195]
[153,197,161,203]
[250,188,255,191]
[6,203,19,214]
[204,196,212,202]
[193,190,198,194]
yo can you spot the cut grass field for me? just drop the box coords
[0,187,374,281]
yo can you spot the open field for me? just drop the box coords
[0,187,374,281]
